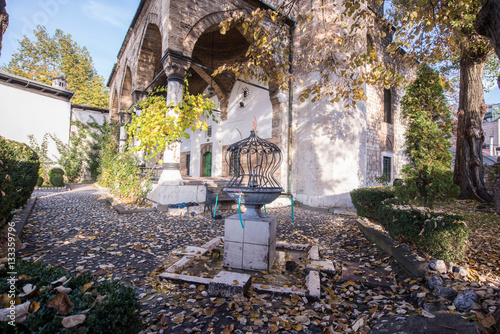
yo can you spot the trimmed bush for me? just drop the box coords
[0,136,39,209]
[0,160,15,227]
[350,186,395,220]
[36,176,44,187]
[0,259,142,333]
[378,201,469,262]
[49,174,64,187]
[48,167,65,178]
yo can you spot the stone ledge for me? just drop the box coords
[355,218,428,278]
[208,271,252,298]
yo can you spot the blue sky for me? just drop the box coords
[0,0,140,80]
[1,0,500,104]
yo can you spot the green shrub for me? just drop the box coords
[0,260,142,334]
[0,159,15,227]
[377,199,469,262]
[36,176,44,187]
[49,174,64,187]
[48,167,65,178]
[0,136,39,209]
[350,186,395,220]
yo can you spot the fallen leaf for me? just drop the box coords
[421,309,435,319]
[51,276,68,285]
[0,301,30,323]
[55,286,72,294]
[47,292,74,315]
[18,275,31,281]
[61,314,86,328]
[29,301,40,314]
[81,282,94,293]
[222,324,234,334]
[173,315,184,324]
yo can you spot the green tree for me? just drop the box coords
[217,1,495,202]
[127,84,218,162]
[3,26,108,108]
[397,65,459,207]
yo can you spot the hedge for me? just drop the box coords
[350,186,395,220]
[0,137,39,229]
[0,137,39,208]
[0,260,142,333]
[351,187,469,262]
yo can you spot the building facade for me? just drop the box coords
[108,0,408,208]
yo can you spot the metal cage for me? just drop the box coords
[224,130,283,190]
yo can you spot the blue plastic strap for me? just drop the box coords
[213,194,219,218]
[264,205,267,216]
[238,195,244,228]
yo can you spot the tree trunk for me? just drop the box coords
[476,0,500,61]
[454,42,493,202]
[0,0,7,57]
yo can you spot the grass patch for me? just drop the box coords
[0,259,142,333]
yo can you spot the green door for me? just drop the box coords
[204,152,212,177]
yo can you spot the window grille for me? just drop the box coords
[383,156,392,180]
[384,89,392,124]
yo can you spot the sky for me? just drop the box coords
[1,0,500,104]
[0,0,141,81]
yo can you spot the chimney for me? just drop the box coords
[52,76,67,90]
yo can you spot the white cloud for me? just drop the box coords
[81,0,129,30]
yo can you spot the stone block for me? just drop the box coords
[305,270,321,300]
[306,260,336,274]
[223,241,243,268]
[168,207,188,216]
[242,243,271,271]
[188,205,204,215]
[208,271,251,298]
[176,246,208,257]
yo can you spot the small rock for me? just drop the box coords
[454,290,478,312]
[429,259,447,273]
[452,266,468,277]
[427,275,444,290]
[433,286,458,300]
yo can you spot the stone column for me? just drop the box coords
[157,52,190,185]
[131,90,148,164]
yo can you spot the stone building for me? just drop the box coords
[108,0,407,208]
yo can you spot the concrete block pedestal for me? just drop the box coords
[223,214,277,271]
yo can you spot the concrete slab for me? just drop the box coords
[276,242,311,251]
[165,257,195,273]
[305,270,321,300]
[306,260,336,274]
[308,245,320,260]
[356,218,428,278]
[201,237,222,251]
[208,271,251,298]
[159,272,212,286]
[253,283,306,297]
[176,246,208,257]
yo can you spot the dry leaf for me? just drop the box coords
[61,314,86,328]
[55,286,72,294]
[51,276,68,285]
[222,324,234,334]
[173,315,184,324]
[293,323,303,331]
[29,301,40,314]
[477,313,497,329]
[81,282,94,293]
[0,301,30,323]
[47,292,74,315]
[421,309,435,318]
[18,275,31,281]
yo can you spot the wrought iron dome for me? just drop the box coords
[225,130,283,190]
[224,130,283,218]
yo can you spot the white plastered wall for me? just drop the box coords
[181,79,274,177]
[291,74,367,208]
[0,83,71,161]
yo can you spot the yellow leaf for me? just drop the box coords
[81,282,94,293]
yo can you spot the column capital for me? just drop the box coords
[131,90,147,104]
[161,49,190,79]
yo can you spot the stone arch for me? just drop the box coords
[136,22,164,92]
[183,10,251,57]
[120,66,133,112]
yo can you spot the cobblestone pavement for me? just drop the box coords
[18,184,478,333]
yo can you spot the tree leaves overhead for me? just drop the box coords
[2,26,109,108]
[217,1,405,108]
